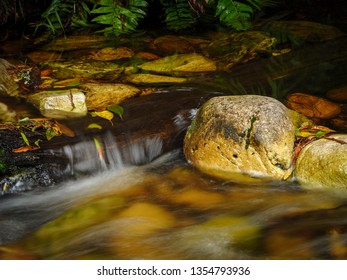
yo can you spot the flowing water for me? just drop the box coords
[1,141,347,260]
[1,36,347,260]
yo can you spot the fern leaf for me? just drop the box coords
[91,0,148,36]
[90,7,114,14]
[215,0,254,31]
[162,0,196,31]
[35,0,92,35]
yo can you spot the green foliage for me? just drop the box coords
[34,0,282,37]
[212,0,280,31]
[34,0,92,35]
[91,0,148,36]
[107,104,124,120]
[20,132,30,146]
[161,0,196,31]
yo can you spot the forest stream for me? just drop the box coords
[0,33,347,260]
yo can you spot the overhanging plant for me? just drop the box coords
[91,0,148,36]
[33,0,282,36]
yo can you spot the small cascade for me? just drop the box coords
[58,132,164,175]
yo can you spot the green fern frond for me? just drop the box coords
[214,0,253,31]
[212,0,281,31]
[91,0,148,36]
[35,0,91,35]
[161,0,197,31]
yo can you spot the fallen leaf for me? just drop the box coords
[93,137,104,161]
[20,132,30,146]
[91,110,114,123]
[87,123,103,130]
[53,78,83,88]
[107,104,124,120]
[12,146,40,153]
[40,69,53,77]
[34,139,42,147]
[56,122,75,137]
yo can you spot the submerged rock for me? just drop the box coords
[28,89,88,119]
[150,35,195,54]
[45,60,124,80]
[184,95,299,180]
[202,31,276,69]
[138,53,216,73]
[88,47,134,61]
[294,134,347,189]
[125,73,187,85]
[41,35,108,51]
[326,85,347,103]
[82,82,140,111]
[0,102,17,123]
[26,51,62,64]
[261,20,345,43]
[173,215,261,259]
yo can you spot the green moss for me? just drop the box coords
[245,115,257,150]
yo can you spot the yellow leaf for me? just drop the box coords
[297,131,316,138]
[92,111,114,122]
[87,123,103,130]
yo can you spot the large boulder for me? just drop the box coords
[183,95,300,180]
[294,134,347,189]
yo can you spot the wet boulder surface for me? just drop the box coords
[183,95,298,180]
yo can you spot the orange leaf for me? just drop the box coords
[12,146,40,153]
[40,69,53,77]
[56,122,75,137]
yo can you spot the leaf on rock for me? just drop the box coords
[107,104,124,120]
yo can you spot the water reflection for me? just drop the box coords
[202,36,347,98]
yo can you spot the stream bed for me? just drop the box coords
[1,32,347,260]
